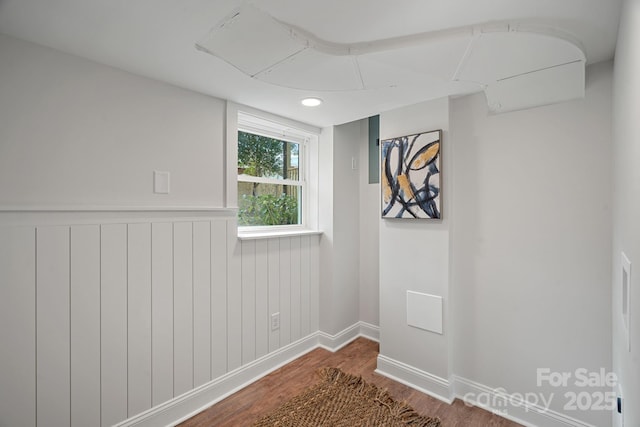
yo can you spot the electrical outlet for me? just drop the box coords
[271,312,280,331]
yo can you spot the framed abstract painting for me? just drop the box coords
[381,129,442,219]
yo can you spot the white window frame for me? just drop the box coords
[227,103,320,238]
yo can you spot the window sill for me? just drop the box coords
[237,228,323,240]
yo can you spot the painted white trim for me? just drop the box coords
[229,102,321,232]
[238,229,322,240]
[317,321,380,352]
[234,104,322,135]
[112,318,595,427]
[0,208,237,226]
[453,376,597,427]
[358,321,380,342]
[115,334,319,427]
[375,354,453,404]
[114,322,379,427]
[0,205,234,212]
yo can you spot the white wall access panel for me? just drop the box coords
[406,291,443,334]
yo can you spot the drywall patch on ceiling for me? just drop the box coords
[197,3,586,113]
[196,4,307,77]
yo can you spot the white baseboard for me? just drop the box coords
[358,321,380,342]
[115,322,380,427]
[453,376,598,427]
[375,354,453,404]
[114,320,596,427]
[317,321,380,351]
[115,334,319,427]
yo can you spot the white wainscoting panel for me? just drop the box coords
[0,211,320,427]
[101,223,129,426]
[0,227,36,427]
[226,219,243,372]
[37,226,72,426]
[279,237,292,346]
[127,223,152,417]
[70,225,101,427]
[193,221,212,388]
[290,236,302,342]
[267,238,280,353]
[241,240,257,365]
[211,219,228,379]
[255,239,269,359]
[151,222,174,407]
[174,221,194,397]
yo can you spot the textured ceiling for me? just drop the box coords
[0,0,622,127]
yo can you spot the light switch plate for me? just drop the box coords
[154,171,170,194]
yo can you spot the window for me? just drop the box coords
[237,131,303,226]
[236,111,317,231]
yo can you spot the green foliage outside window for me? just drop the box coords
[237,131,300,226]
[238,193,298,226]
[238,132,284,182]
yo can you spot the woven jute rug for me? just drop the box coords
[253,367,441,426]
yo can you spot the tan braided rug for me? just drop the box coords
[253,367,441,426]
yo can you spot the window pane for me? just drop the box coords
[238,182,301,226]
[237,131,300,181]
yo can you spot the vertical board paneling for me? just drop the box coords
[267,239,280,352]
[255,240,269,358]
[151,223,173,406]
[0,215,323,427]
[290,237,301,342]
[173,222,194,396]
[127,223,152,416]
[101,224,128,426]
[37,226,71,426]
[226,219,242,371]
[300,236,311,337]
[310,236,320,333]
[241,240,256,365]
[211,219,228,378]
[0,227,36,427]
[279,237,291,346]
[70,225,101,427]
[193,221,211,387]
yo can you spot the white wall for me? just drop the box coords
[318,118,380,333]
[0,34,322,427]
[450,62,612,426]
[612,1,640,426]
[318,121,363,334]
[359,118,380,326]
[378,97,452,392]
[0,34,224,208]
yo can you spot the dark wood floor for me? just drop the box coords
[179,338,522,427]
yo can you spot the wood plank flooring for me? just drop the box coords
[179,338,523,427]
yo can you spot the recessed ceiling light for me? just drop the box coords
[301,97,323,107]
